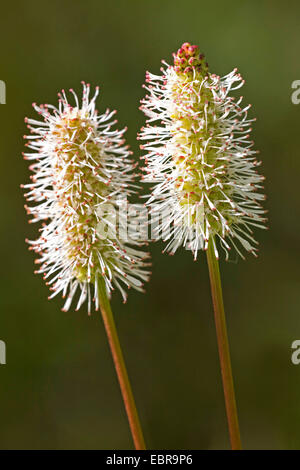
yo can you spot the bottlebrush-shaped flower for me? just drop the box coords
[139,43,266,260]
[22,83,150,313]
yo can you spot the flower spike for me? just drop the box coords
[139,42,266,260]
[23,83,150,313]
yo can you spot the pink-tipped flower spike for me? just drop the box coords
[139,42,266,261]
[23,83,150,314]
[22,83,148,450]
[139,43,267,450]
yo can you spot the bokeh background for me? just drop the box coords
[0,0,300,450]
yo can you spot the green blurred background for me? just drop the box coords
[0,0,299,449]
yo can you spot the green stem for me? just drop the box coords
[98,278,146,450]
[206,238,242,450]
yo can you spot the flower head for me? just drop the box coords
[23,82,150,313]
[139,42,266,259]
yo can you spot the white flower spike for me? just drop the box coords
[23,82,150,313]
[139,43,266,260]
